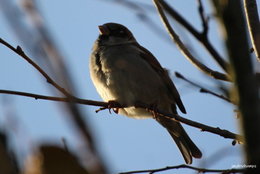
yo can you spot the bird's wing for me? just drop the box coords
[135,43,186,114]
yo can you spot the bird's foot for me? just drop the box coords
[134,101,159,119]
[95,100,122,114]
[149,103,159,119]
[108,100,122,114]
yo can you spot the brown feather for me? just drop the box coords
[135,43,186,114]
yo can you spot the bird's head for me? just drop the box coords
[97,23,136,46]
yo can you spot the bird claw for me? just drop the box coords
[134,101,159,119]
[149,103,159,119]
[108,100,121,114]
[95,100,121,114]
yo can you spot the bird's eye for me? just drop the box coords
[114,30,125,37]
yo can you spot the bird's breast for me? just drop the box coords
[90,45,171,118]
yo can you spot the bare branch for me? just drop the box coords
[153,0,230,81]
[0,37,108,173]
[197,0,209,36]
[243,0,260,60]
[0,89,243,142]
[212,0,260,170]
[0,33,243,156]
[0,38,73,98]
[175,72,233,103]
[119,164,245,174]
[158,0,229,72]
[135,102,243,142]
[0,89,107,107]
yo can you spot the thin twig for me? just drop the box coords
[0,37,243,143]
[0,38,109,173]
[153,0,230,81]
[243,0,260,60]
[1,1,108,171]
[0,90,108,107]
[0,38,73,98]
[175,72,232,103]
[0,89,243,142]
[119,164,245,174]
[135,102,244,142]
[158,0,229,72]
[0,37,243,142]
[197,0,209,36]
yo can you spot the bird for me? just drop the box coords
[89,22,202,164]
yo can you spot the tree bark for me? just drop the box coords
[212,0,260,173]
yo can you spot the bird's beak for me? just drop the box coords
[98,25,110,35]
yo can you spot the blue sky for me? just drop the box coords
[0,0,245,173]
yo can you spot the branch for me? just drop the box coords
[212,0,260,170]
[153,0,230,81]
[0,38,73,98]
[175,72,233,103]
[158,0,229,72]
[0,37,108,172]
[243,0,260,60]
[119,164,245,174]
[0,89,243,142]
[0,36,242,143]
[0,90,107,107]
[135,102,243,143]
[197,0,209,36]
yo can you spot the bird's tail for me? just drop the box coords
[156,115,202,164]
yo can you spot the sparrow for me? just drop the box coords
[89,22,202,164]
